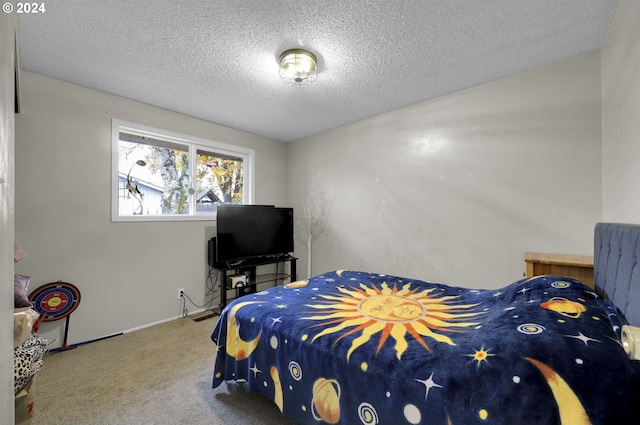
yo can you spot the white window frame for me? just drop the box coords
[111,120,255,222]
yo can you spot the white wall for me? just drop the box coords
[14,72,288,348]
[602,0,640,222]
[288,52,603,288]
[1,10,17,425]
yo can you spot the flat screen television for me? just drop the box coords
[215,205,294,263]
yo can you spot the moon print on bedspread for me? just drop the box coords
[226,301,264,360]
[526,358,592,425]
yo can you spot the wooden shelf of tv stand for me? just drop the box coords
[524,252,594,289]
[215,255,297,308]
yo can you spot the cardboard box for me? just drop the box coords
[15,375,35,425]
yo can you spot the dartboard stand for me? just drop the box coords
[29,281,81,351]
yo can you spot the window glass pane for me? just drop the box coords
[112,120,255,221]
[119,133,190,216]
[196,149,243,213]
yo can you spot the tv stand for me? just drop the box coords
[213,254,297,308]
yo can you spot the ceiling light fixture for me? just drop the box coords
[278,49,318,85]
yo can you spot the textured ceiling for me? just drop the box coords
[18,0,618,142]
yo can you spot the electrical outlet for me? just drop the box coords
[178,288,185,300]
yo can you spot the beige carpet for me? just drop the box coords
[31,316,297,425]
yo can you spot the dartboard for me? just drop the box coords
[28,281,81,322]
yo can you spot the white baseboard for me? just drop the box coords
[122,308,207,334]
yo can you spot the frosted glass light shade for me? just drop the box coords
[278,49,318,85]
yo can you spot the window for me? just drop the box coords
[112,120,254,221]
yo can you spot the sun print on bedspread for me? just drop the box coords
[301,273,485,360]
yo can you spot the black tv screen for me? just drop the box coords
[216,205,294,262]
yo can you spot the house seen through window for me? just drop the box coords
[112,120,254,221]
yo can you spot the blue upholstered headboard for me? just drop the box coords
[594,222,640,327]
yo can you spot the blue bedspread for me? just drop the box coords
[211,270,640,425]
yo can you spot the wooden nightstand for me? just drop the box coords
[524,252,594,289]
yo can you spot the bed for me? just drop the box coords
[211,222,640,425]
